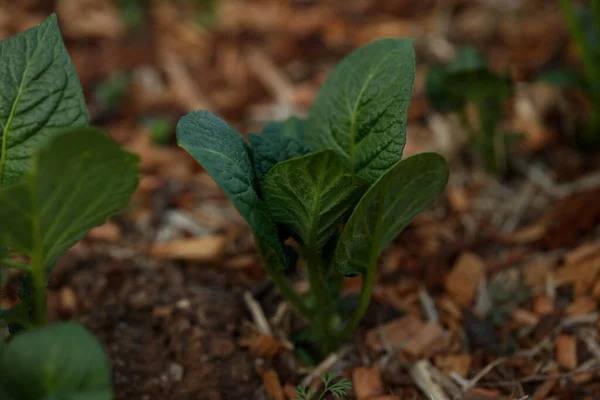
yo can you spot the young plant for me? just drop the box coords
[426,47,514,175]
[295,373,352,400]
[177,39,449,355]
[541,0,600,147]
[0,15,140,399]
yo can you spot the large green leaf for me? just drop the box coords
[263,150,367,250]
[304,39,415,183]
[249,117,310,190]
[0,128,139,267]
[0,322,113,400]
[335,153,449,276]
[0,14,89,186]
[176,110,290,266]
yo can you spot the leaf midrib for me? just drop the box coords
[0,31,39,185]
[347,50,396,169]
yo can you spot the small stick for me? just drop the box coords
[299,347,348,388]
[246,47,296,104]
[462,357,507,392]
[243,291,273,337]
[409,359,450,400]
[419,286,439,322]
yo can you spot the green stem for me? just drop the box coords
[305,250,336,353]
[337,260,377,343]
[254,236,311,318]
[31,253,46,327]
[560,0,599,84]
[269,268,312,318]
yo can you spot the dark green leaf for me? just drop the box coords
[0,302,32,329]
[0,128,139,267]
[249,117,310,189]
[263,150,367,250]
[176,110,289,267]
[0,322,113,400]
[538,69,587,90]
[304,39,415,183]
[335,153,449,276]
[0,14,89,186]
[443,47,512,101]
[425,65,464,113]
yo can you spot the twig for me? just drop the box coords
[243,291,273,337]
[462,357,507,392]
[162,52,211,112]
[419,286,439,322]
[409,360,450,400]
[246,47,296,104]
[299,347,349,388]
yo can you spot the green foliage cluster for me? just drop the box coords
[426,47,514,175]
[541,0,600,147]
[0,15,139,399]
[177,39,449,354]
[295,373,352,400]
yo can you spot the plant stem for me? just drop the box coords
[254,236,312,318]
[560,0,599,85]
[31,253,46,327]
[305,250,336,353]
[269,268,312,318]
[336,258,377,343]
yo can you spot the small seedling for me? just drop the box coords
[540,0,600,147]
[0,15,140,399]
[426,47,514,175]
[295,373,352,400]
[177,39,449,354]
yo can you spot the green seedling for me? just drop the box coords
[177,39,449,355]
[295,373,352,400]
[426,47,514,175]
[0,15,140,399]
[540,0,600,147]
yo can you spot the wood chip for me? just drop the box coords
[533,294,555,315]
[565,241,600,265]
[445,252,486,306]
[434,354,472,378]
[262,370,285,400]
[447,187,470,213]
[533,376,557,400]
[403,322,444,359]
[566,297,597,316]
[353,366,384,400]
[555,255,600,295]
[87,221,121,242]
[512,308,540,326]
[150,236,227,262]
[556,334,578,369]
[525,259,554,287]
[239,334,284,358]
[366,315,425,352]
[283,384,297,400]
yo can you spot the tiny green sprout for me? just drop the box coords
[540,0,600,148]
[0,15,140,399]
[295,373,352,400]
[426,47,515,175]
[177,39,449,355]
